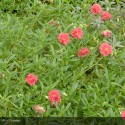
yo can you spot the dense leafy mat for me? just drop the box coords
[0,0,125,116]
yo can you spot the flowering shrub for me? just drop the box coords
[1,0,124,118]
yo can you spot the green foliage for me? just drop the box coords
[0,0,125,117]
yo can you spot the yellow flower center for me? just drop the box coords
[104,47,108,52]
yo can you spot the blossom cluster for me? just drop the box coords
[90,4,112,21]
[90,4,125,119]
[25,73,61,108]
[24,3,116,116]
[57,4,113,57]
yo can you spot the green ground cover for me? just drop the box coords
[0,0,125,117]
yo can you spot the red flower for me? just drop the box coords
[50,21,55,25]
[121,110,125,119]
[101,30,112,37]
[71,27,83,39]
[25,73,38,86]
[48,90,61,106]
[50,21,60,26]
[55,23,60,27]
[101,11,111,21]
[34,105,46,114]
[90,4,102,15]
[78,47,90,57]
[99,42,112,56]
[58,33,70,45]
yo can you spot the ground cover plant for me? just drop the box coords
[0,0,125,118]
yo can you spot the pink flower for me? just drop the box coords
[99,42,112,56]
[90,4,102,15]
[121,110,125,119]
[101,30,112,37]
[25,73,38,86]
[101,11,111,21]
[48,90,61,106]
[58,33,70,45]
[34,105,46,114]
[78,47,90,57]
[71,28,83,39]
